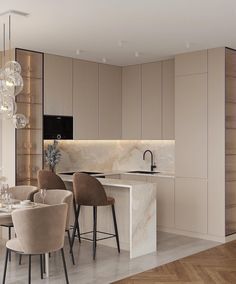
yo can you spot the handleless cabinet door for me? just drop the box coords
[175,178,207,234]
[122,65,142,139]
[141,62,162,139]
[73,60,99,139]
[162,59,175,139]
[44,54,72,115]
[99,64,122,139]
[175,73,207,178]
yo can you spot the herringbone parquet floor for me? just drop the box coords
[113,240,236,284]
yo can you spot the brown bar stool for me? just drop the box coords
[37,170,81,243]
[71,172,120,260]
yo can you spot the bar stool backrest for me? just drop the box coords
[37,170,66,190]
[12,204,67,254]
[73,173,108,206]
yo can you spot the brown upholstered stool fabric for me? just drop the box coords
[37,170,66,190]
[73,172,114,206]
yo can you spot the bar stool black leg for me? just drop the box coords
[111,204,120,253]
[67,230,75,265]
[40,254,43,279]
[8,227,11,262]
[93,206,97,260]
[2,248,9,284]
[72,205,80,248]
[28,254,31,284]
[61,248,69,284]
[73,199,81,243]
[19,254,22,265]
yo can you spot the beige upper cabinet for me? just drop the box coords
[73,60,99,139]
[99,64,122,139]
[122,65,142,139]
[175,50,207,76]
[44,54,72,115]
[141,62,162,139]
[175,73,207,178]
[162,59,175,139]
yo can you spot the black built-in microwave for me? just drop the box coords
[43,115,73,140]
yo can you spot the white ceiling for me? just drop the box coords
[1,0,236,66]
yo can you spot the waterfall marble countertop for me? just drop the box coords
[60,171,157,259]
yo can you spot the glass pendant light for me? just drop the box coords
[4,60,22,75]
[12,113,28,128]
[0,95,17,118]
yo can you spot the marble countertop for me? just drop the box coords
[59,173,155,188]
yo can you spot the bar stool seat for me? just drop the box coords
[71,172,120,260]
[6,239,23,253]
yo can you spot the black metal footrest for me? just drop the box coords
[79,230,116,242]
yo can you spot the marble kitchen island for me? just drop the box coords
[60,174,156,259]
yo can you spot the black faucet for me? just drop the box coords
[143,150,156,172]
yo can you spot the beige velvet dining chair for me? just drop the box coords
[34,189,75,264]
[2,204,69,284]
[0,185,38,262]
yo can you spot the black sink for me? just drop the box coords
[127,170,160,175]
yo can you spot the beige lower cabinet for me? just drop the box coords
[147,176,175,229]
[120,174,147,182]
[175,178,207,234]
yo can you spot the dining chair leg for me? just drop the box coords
[28,255,31,284]
[93,206,97,260]
[8,227,11,262]
[71,205,80,248]
[61,248,69,284]
[40,254,43,279]
[67,230,75,265]
[73,198,81,243]
[111,204,120,253]
[2,248,9,284]
[19,254,22,265]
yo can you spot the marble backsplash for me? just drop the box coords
[44,140,175,174]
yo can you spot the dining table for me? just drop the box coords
[0,200,50,278]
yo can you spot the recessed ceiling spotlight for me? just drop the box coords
[102,57,107,63]
[135,51,140,57]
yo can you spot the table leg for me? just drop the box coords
[45,253,49,278]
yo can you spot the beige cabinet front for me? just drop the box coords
[141,62,162,139]
[44,54,72,115]
[175,178,207,234]
[99,64,122,139]
[148,176,175,229]
[73,60,99,139]
[122,65,142,139]
[175,73,207,178]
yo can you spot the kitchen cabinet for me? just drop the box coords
[44,54,72,115]
[141,62,162,139]
[175,50,207,76]
[147,176,175,229]
[162,59,175,139]
[120,174,147,182]
[99,64,122,139]
[122,65,142,139]
[73,60,99,139]
[175,178,207,234]
[175,73,207,178]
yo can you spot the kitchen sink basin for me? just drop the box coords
[127,170,160,174]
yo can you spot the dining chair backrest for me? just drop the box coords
[12,204,67,254]
[73,172,108,206]
[9,186,38,201]
[37,170,66,190]
[34,190,72,230]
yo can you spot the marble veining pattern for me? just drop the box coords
[44,140,175,173]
